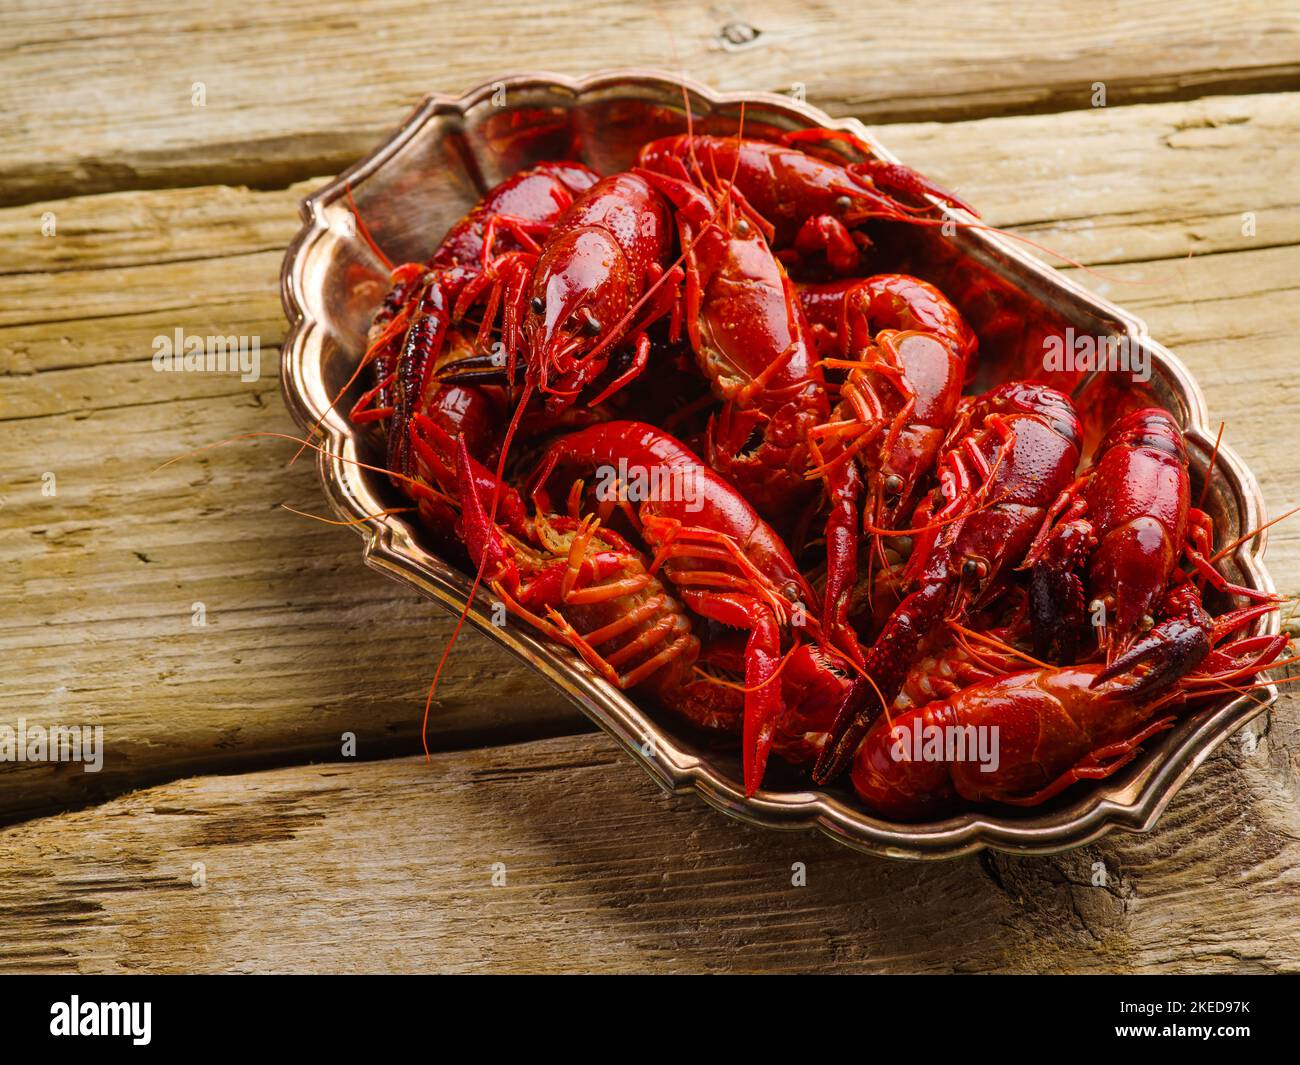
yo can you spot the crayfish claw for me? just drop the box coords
[435,351,512,384]
[1091,618,1211,696]
[811,674,884,784]
[1029,564,1086,663]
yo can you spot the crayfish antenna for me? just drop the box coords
[419,378,533,756]
[946,620,1048,672]
[345,182,396,272]
[1195,422,1225,510]
[1208,501,1300,565]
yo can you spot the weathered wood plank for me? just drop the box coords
[889,91,1300,262]
[3,91,1299,821]
[3,1,1300,205]
[0,375,584,823]
[0,177,592,825]
[1,730,1295,974]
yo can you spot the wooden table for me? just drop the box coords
[4,0,1300,973]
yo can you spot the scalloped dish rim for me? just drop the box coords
[278,70,1278,860]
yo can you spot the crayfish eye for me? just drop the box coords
[883,474,904,495]
[530,296,545,314]
[835,194,853,211]
[961,558,988,580]
[579,308,601,336]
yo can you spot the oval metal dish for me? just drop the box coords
[279,70,1278,859]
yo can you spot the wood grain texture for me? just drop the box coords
[1,730,1296,974]
[5,91,1300,821]
[4,1,1300,973]
[3,1,1300,206]
[0,187,584,824]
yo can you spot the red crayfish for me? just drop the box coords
[339,119,1285,821]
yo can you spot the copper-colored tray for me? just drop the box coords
[278,71,1278,859]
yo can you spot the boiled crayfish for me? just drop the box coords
[344,121,1286,819]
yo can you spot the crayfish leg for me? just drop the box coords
[741,613,784,797]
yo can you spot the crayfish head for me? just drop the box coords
[1088,515,1178,645]
[872,464,924,537]
[525,227,628,391]
[940,553,995,623]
